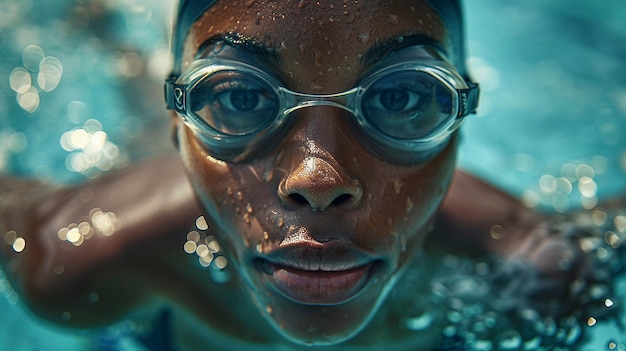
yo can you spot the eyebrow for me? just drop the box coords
[196,32,282,66]
[196,32,443,71]
[360,34,445,68]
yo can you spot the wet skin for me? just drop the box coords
[175,0,457,345]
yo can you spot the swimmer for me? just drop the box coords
[0,0,619,349]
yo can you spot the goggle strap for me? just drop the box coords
[458,82,480,118]
[165,76,186,114]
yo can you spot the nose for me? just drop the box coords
[278,156,362,211]
[277,106,363,211]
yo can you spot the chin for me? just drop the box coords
[239,257,402,346]
[261,296,381,346]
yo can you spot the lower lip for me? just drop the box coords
[262,262,374,305]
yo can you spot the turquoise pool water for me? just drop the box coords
[1,0,625,350]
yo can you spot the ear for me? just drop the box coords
[169,111,180,149]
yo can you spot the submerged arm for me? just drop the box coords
[0,154,201,327]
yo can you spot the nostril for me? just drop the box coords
[288,193,309,206]
[332,193,353,207]
[282,189,359,211]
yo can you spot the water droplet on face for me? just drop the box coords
[236,191,244,201]
[393,179,403,194]
[358,32,369,43]
[313,48,322,67]
[244,0,256,7]
[405,196,414,213]
[263,231,270,240]
[263,168,275,182]
[277,217,284,228]
[246,203,253,213]
[243,213,251,224]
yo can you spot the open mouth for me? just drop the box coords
[255,245,379,305]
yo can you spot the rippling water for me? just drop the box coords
[0,0,625,350]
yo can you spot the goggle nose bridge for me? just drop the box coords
[279,87,362,117]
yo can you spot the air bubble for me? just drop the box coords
[496,330,521,350]
[587,317,597,327]
[472,340,492,351]
[404,311,434,331]
[523,336,542,350]
[563,322,582,345]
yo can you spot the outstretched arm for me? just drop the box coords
[0,154,201,327]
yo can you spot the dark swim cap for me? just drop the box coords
[169,0,468,77]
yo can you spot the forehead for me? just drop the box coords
[183,0,447,92]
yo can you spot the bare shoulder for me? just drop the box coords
[433,170,544,254]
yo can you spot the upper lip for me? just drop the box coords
[257,242,376,272]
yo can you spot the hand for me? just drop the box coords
[488,221,594,319]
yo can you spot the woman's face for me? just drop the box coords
[176,0,457,345]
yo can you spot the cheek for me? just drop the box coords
[177,127,230,209]
[356,139,457,254]
[177,126,280,246]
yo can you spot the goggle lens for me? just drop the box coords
[362,70,454,140]
[189,70,279,135]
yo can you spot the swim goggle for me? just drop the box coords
[165,54,479,163]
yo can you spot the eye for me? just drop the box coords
[214,82,274,113]
[362,71,454,139]
[370,88,422,113]
[189,71,279,135]
[223,90,259,111]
